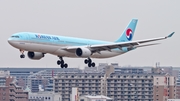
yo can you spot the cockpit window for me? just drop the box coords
[11,36,19,38]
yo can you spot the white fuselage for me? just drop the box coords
[8,32,127,59]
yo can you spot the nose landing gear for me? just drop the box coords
[20,50,25,58]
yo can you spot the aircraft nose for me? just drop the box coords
[8,38,11,43]
[8,38,13,45]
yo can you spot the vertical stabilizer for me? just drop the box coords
[115,19,138,42]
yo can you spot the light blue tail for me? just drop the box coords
[115,19,138,42]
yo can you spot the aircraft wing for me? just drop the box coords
[64,32,174,52]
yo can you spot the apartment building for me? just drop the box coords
[175,69,180,99]
[54,66,176,101]
[0,71,28,101]
[0,67,82,89]
[153,75,176,101]
[176,80,180,99]
[0,68,45,89]
[54,73,104,101]
[27,68,82,92]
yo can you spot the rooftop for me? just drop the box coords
[84,95,113,100]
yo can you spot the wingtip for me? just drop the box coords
[167,32,175,38]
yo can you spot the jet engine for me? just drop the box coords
[75,47,92,57]
[27,51,44,60]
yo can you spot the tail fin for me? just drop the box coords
[115,19,138,42]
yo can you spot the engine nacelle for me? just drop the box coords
[27,51,44,60]
[76,47,92,57]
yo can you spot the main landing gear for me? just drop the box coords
[57,57,68,68]
[20,50,25,58]
[56,57,95,68]
[84,58,95,67]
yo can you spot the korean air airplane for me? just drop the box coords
[8,19,174,68]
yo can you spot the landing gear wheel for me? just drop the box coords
[61,64,64,68]
[19,50,25,58]
[57,60,64,65]
[88,63,91,67]
[84,58,95,68]
[20,54,25,58]
[84,59,88,64]
[57,60,61,65]
[57,56,68,68]
[64,64,68,68]
[91,62,95,67]
[60,63,68,68]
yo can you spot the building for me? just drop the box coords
[54,72,103,101]
[114,67,144,74]
[71,87,79,101]
[152,66,179,78]
[54,65,176,101]
[153,74,176,101]
[176,80,180,99]
[27,68,82,92]
[0,67,82,89]
[28,91,62,101]
[0,68,48,89]
[71,87,113,101]
[0,71,28,101]
[79,95,113,101]
[168,99,180,101]
[44,79,54,92]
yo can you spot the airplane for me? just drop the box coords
[8,19,174,68]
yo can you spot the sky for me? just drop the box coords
[0,0,179,68]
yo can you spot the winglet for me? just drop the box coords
[167,32,175,38]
